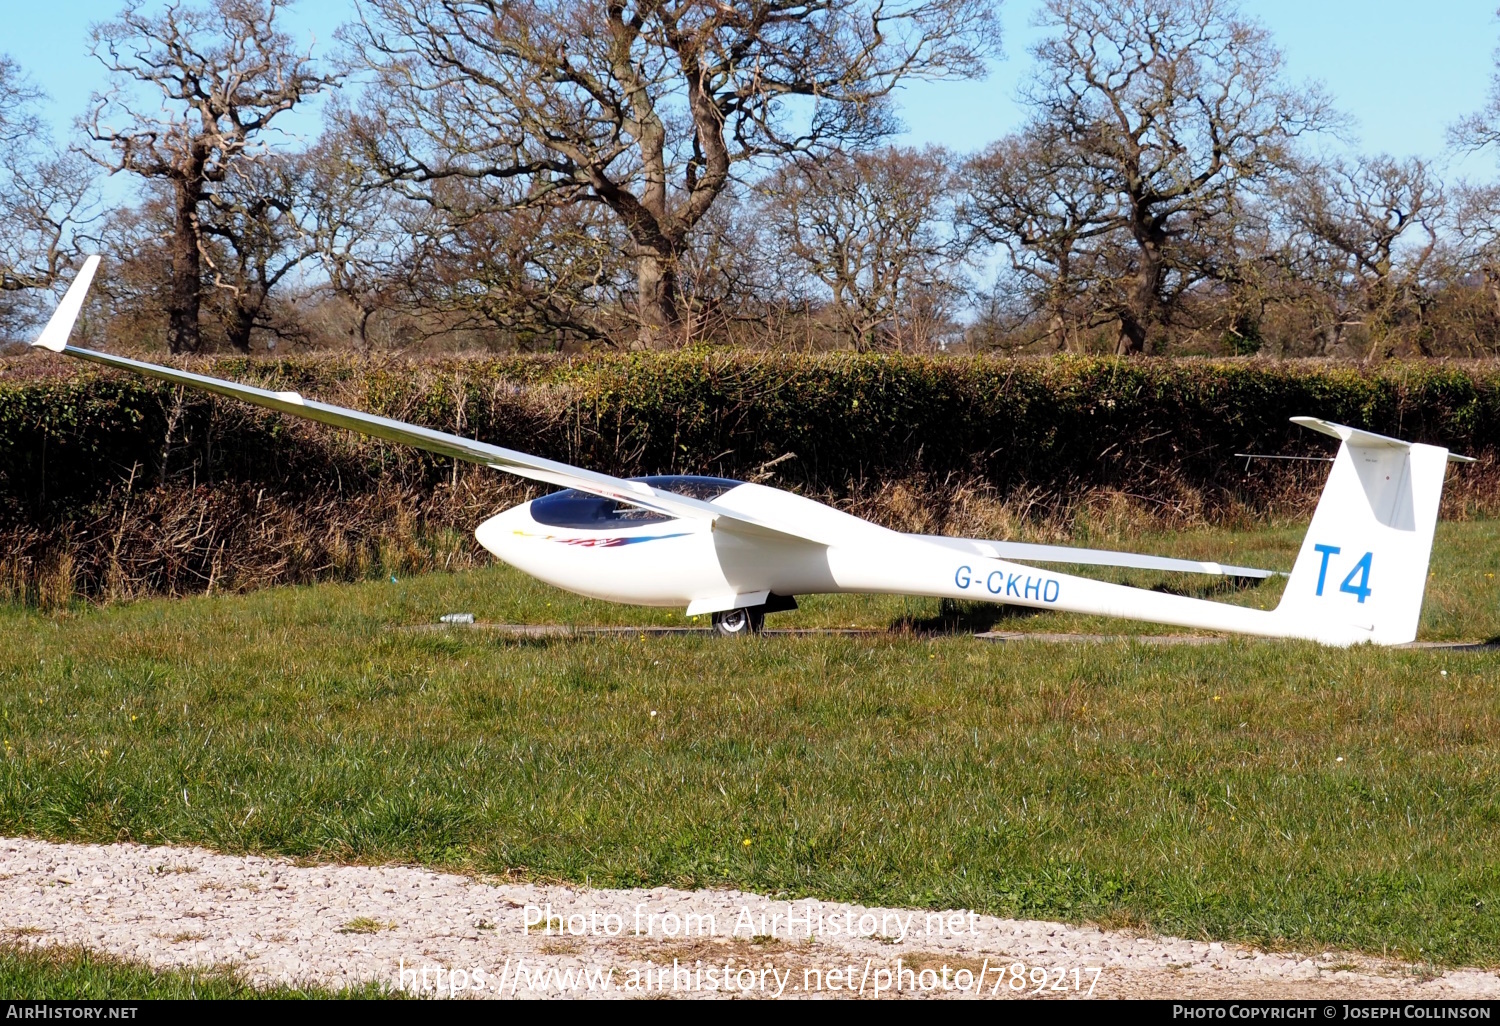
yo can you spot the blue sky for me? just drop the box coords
[5,0,1500,184]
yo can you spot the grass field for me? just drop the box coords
[0,520,1498,967]
[0,945,386,998]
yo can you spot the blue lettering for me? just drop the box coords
[1006,573,1022,597]
[1339,552,1374,604]
[1312,543,1341,596]
[955,565,972,589]
[1024,577,1041,600]
[1043,579,1060,603]
[985,570,1004,594]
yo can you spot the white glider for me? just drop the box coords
[31,259,1474,644]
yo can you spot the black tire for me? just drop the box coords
[712,606,765,636]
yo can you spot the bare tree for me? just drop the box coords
[1194,192,1287,355]
[84,193,176,351]
[1450,180,1500,326]
[406,181,635,350]
[1283,156,1442,359]
[296,130,419,353]
[301,129,620,354]
[675,181,786,345]
[84,0,337,353]
[960,130,1115,351]
[760,145,964,351]
[1023,0,1332,354]
[1,57,96,336]
[342,0,1000,347]
[1452,8,1500,154]
[199,151,320,352]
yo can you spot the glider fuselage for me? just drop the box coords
[474,476,1294,640]
[477,477,878,612]
[476,472,1424,647]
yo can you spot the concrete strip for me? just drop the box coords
[407,623,1499,648]
[1,837,1497,1000]
[975,632,1227,645]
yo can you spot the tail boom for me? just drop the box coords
[826,419,1460,647]
[825,540,1361,644]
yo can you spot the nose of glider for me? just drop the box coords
[474,503,531,561]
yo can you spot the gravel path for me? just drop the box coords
[1,836,1496,1000]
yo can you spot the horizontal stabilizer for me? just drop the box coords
[1292,416,1475,464]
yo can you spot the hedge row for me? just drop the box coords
[2,353,1498,598]
[7,353,1500,513]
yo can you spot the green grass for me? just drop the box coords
[0,944,389,998]
[0,521,1498,968]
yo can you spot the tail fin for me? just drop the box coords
[31,255,100,352]
[1276,418,1472,645]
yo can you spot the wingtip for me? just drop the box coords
[31,255,101,353]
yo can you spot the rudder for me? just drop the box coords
[1276,419,1462,645]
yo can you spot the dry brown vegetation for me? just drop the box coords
[4,351,1500,606]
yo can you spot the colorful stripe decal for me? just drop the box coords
[512,530,694,549]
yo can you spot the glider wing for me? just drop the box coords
[30,261,839,546]
[918,536,1276,578]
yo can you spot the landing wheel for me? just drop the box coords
[712,606,765,637]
